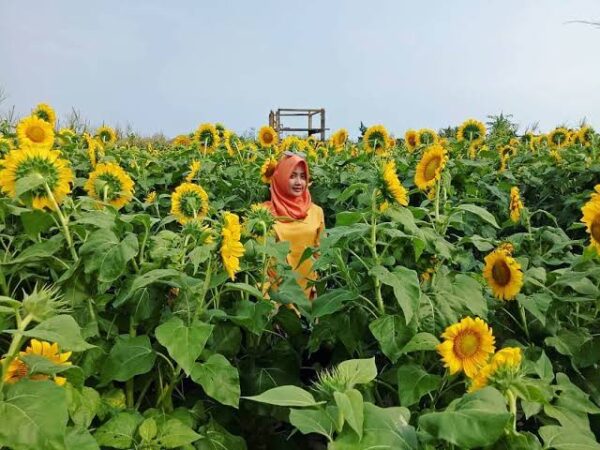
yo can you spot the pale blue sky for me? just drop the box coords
[1,1,600,138]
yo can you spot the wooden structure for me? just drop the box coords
[269,108,327,141]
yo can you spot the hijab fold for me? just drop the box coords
[264,155,312,219]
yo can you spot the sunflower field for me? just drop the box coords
[1,104,600,450]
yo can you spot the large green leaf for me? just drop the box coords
[397,364,442,407]
[64,427,100,450]
[243,385,322,407]
[419,387,511,449]
[191,354,240,408]
[196,419,247,450]
[156,419,201,448]
[455,203,499,228]
[93,411,143,449]
[311,289,357,318]
[369,315,414,363]
[155,316,213,375]
[330,403,417,449]
[0,380,68,450]
[337,357,378,387]
[21,314,94,351]
[228,300,274,335]
[539,425,600,449]
[79,229,139,282]
[369,265,421,323]
[334,389,364,439]
[115,268,183,306]
[289,408,335,439]
[100,335,156,383]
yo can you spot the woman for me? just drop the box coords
[264,152,325,299]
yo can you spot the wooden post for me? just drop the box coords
[320,109,325,141]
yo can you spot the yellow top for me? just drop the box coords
[273,203,325,298]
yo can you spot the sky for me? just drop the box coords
[1,1,600,138]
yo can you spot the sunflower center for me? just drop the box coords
[26,125,47,143]
[454,332,480,358]
[591,219,600,242]
[424,156,441,181]
[263,132,273,144]
[492,259,511,286]
[408,135,417,146]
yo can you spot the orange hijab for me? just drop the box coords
[264,154,312,220]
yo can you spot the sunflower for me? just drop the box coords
[258,126,279,148]
[416,128,438,146]
[483,247,524,301]
[83,133,99,168]
[243,203,275,240]
[172,134,192,147]
[220,212,245,280]
[0,137,15,154]
[522,132,535,150]
[280,135,307,153]
[578,126,594,147]
[5,339,73,386]
[96,125,117,145]
[363,125,389,154]
[224,130,241,157]
[58,128,76,138]
[581,196,600,252]
[17,116,55,150]
[381,160,408,207]
[548,127,569,148]
[457,119,486,144]
[144,191,157,204]
[32,103,57,127]
[170,182,209,225]
[260,157,278,184]
[194,123,220,153]
[84,162,135,210]
[414,143,448,192]
[468,347,522,392]
[0,146,73,210]
[185,160,201,182]
[331,128,348,148]
[436,316,495,378]
[404,129,418,152]
[509,186,523,223]
[244,142,258,162]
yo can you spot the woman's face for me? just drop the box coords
[288,164,307,197]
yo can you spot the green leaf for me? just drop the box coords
[93,411,143,449]
[311,289,357,318]
[228,300,274,335]
[330,403,418,450]
[401,332,440,353]
[398,364,442,407]
[0,380,68,450]
[369,315,414,363]
[539,425,600,449]
[334,389,364,439]
[545,329,590,356]
[155,317,213,375]
[15,173,45,196]
[100,334,156,383]
[455,204,500,228]
[79,230,139,282]
[191,354,240,408]
[449,274,487,318]
[196,419,247,450]
[419,387,512,449]
[115,268,182,306]
[289,408,335,439]
[20,354,75,375]
[156,419,201,448]
[369,265,421,323]
[21,315,94,351]
[243,385,322,407]
[138,418,158,442]
[67,386,100,429]
[337,357,378,386]
[20,210,55,240]
[64,427,99,450]
[336,211,364,226]
[225,282,265,300]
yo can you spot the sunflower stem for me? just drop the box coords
[196,256,213,318]
[518,303,530,342]
[370,190,384,315]
[506,388,518,432]
[126,319,137,409]
[44,183,78,262]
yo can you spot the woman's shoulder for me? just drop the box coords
[309,203,324,218]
